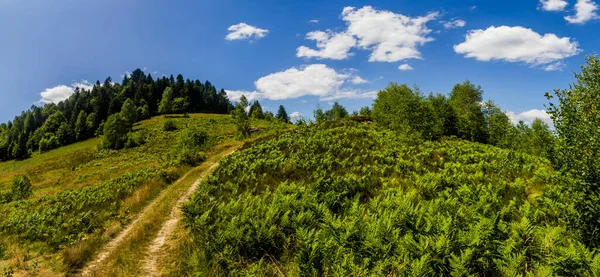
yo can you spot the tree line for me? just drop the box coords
[310,81,555,160]
[0,69,233,160]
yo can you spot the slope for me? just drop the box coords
[0,113,289,276]
[180,121,598,276]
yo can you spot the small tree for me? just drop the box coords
[158,87,174,115]
[276,105,289,123]
[233,99,250,138]
[359,106,372,117]
[314,105,327,123]
[100,113,130,150]
[75,110,87,141]
[448,81,487,143]
[326,102,349,121]
[121,98,138,126]
[249,101,265,119]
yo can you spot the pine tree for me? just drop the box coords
[276,105,289,123]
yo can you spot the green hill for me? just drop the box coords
[0,113,289,275]
[181,121,595,276]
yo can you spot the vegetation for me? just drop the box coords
[2,55,600,276]
[546,54,600,248]
[0,113,288,275]
[0,68,233,161]
[182,121,594,275]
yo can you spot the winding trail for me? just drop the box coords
[79,145,238,277]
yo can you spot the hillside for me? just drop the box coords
[179,121,596,276]
[0,114,290,276]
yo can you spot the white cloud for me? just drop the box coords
[227,64,375,101]
[308,19,319,23]
[297,6,439,62]
[540,0,569,11]
[543,61,566,71]
[454,26,581,70]
[351,76,368,84]
[565,0,599,24]
[39,80,93,104]
[444,19,466,29]
[398,63,414,71]
[225,90,264,102]
[225,23,269,40]
[506,109,552,125]
[297,31,356,60]
[290,111,302,118]
[342,6,439,62]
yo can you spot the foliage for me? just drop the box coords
[183,122,593,275]
[276,105,290,123]
[121,98,138,126]
[158,87,174,115]
[232,98,250,138]
[174,128,210,165]
[0,68,233,161]
[249,101,265,119]
[546,54,600,248]
[10,175,31,202]
[314,102,349,122]
[448,81,487,143]
[163,119,178,132]
[372,83,436,139]
[100,113,131,150]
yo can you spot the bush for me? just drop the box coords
[100,113,131,150]
[39,135,59,153]
[10,175,32,201]
[125,131,146,148]
[163,120,177,132]
[174,129,209,165]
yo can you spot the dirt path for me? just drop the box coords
[79,146,237,277]
[140,162,219,276]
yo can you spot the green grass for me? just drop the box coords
[0,113,290,276]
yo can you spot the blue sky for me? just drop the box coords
[1,0,599,123]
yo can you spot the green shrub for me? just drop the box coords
[125,131,146,148]
[174,129,209,165]
[39,135,60,153]
[10,175,31,201]
[163,120,177,132]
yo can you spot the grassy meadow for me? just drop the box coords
[0,113,289,276]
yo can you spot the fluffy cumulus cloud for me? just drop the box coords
[454,26,581,70]
[225,23,269,40]
[565,0,599,24]
[226,64,375,102]
[398,64,414,71]
[39,81,93,104]
[540,0,569,11]
[506,109,552,125]
[297,6,439,63]
[297,31,356,60]
[444,19,466,29]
